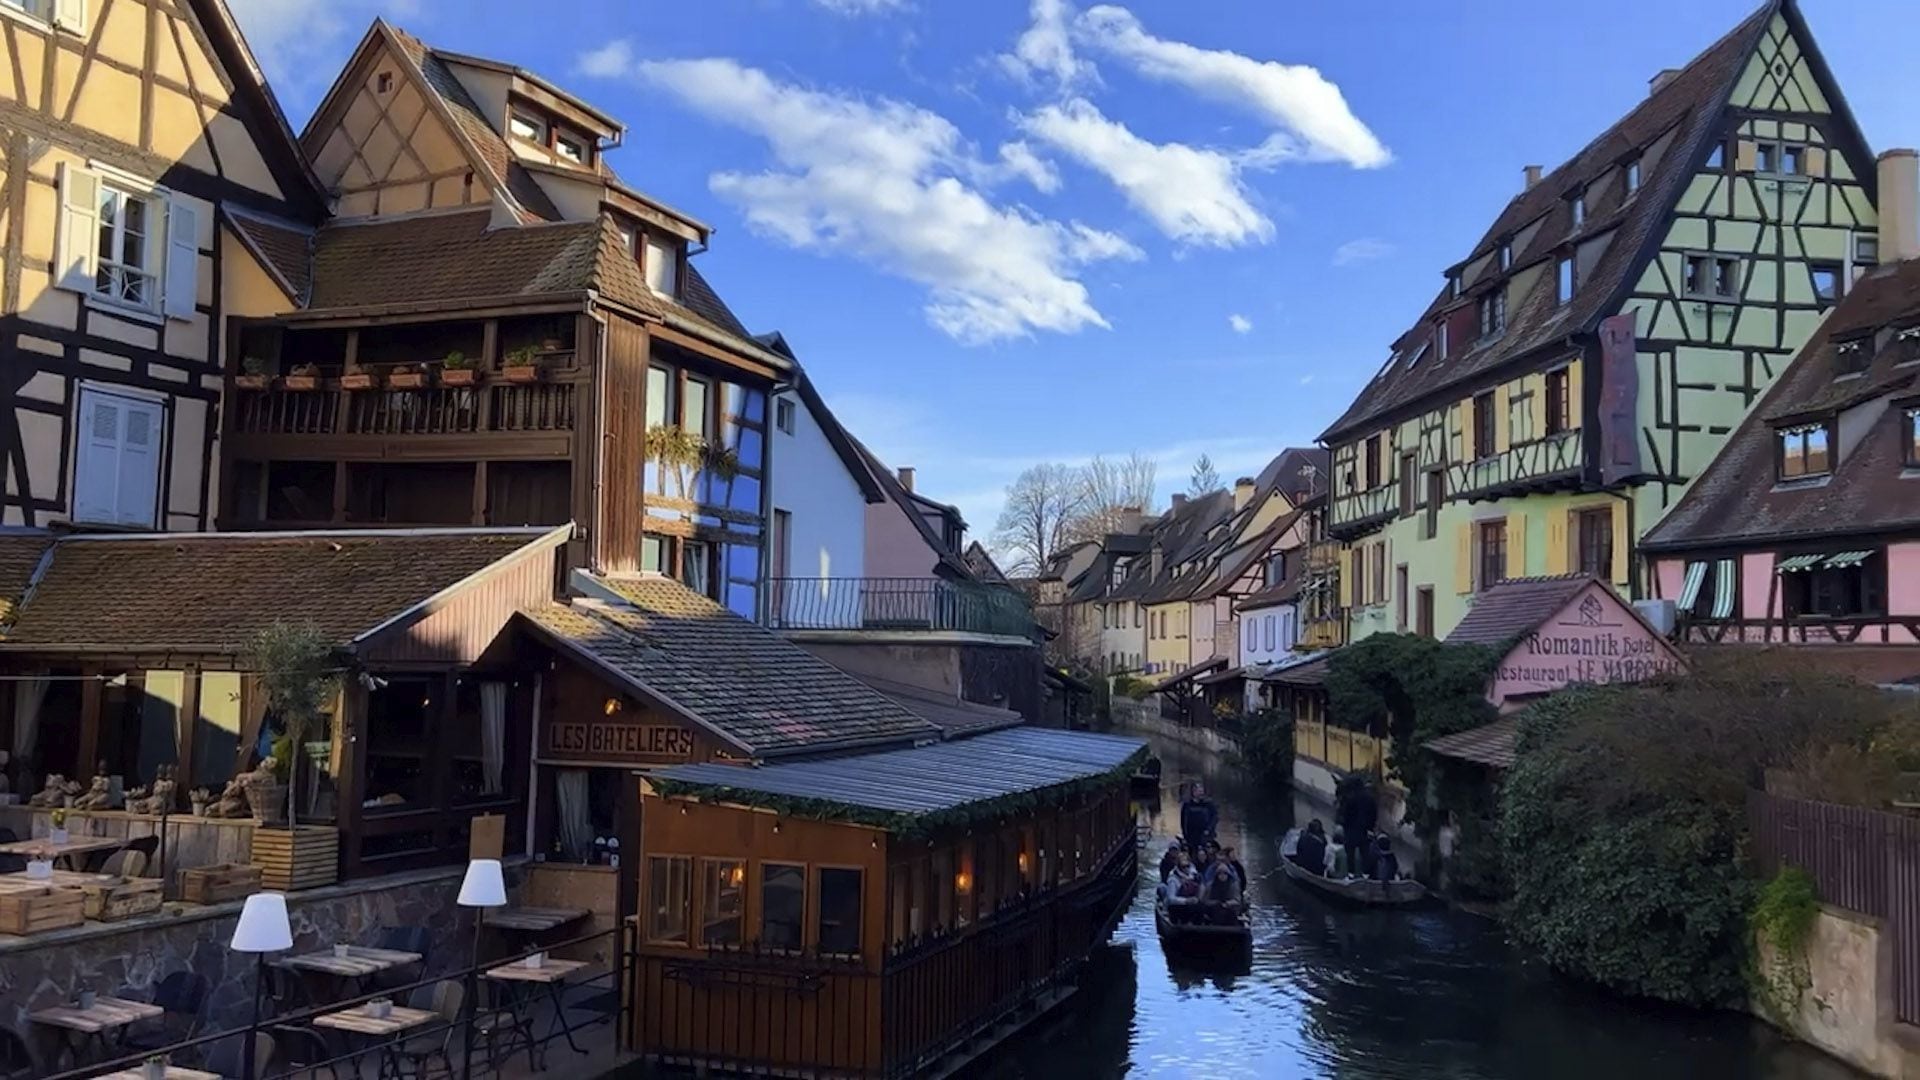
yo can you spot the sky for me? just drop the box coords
[226,0,1918,548]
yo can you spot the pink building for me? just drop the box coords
[1444,575,1685,711]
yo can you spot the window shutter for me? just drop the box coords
[1567,360,1584,430]
[1545,511,1570,576]
[55,163,101,293]
[1494,383,1511,453]
[164,196,199,321]
[1610,503,1629,585]
[114,398,160,526]
[1507,513,1529,580]
[1526,373,1546,440]
[53,0,85,33]
[1338,548,1353,608]
[73,392,120,524]
[1806,147,1827,178]
[1454,524,1473,594]
[1735,140,1757,172]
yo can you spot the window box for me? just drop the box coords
[386,368,428,391]
[234,374,269,391]
[503,362,542,384]
[338,372,376,391]
[439,367,479,388]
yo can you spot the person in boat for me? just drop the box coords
[1222,845,1248,892]
[1180,785,1219,848]
[1327,828,1350,879]
[1292,819,1329,876]
[1339,779,1377,875]
[1162,851,1203,915]
[1369,834,1401,883]
[1203,855,1242,915]
[1159,840,1184,882]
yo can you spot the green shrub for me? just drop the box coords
[1240,707,1293,790]
[1111,674,1154,700]
[1750,866,1819,1022]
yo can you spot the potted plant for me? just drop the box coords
[246,623,343,891]
[283,363,321,392]
[386,364,428,390]
[439,350,477,387]
[502,346,541,384]
[48,807,69,846]
[142,1054,167,1080]
[340,368,376,391]
[235,357,269,391]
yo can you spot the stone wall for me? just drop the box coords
[1113,708,1240,756]
[1753,904,1920,1078]
[794,635,1044,723]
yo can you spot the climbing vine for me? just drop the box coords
[1749,866,1820,1023]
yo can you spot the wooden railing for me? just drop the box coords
[230,380,575,437]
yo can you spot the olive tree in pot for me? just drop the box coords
[246,622,340,830]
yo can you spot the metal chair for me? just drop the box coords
[0,1027,43,1080]
[201,1030,274,1080]
[372,924,432,989]
[267,1024,339,1080]
[396,980,464,1079]
[123,971,210,1051]
[0,829,23,875]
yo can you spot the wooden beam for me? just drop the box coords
[78,671,102,780]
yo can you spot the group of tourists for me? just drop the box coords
[1157,784,1248,922]
[1287,778,1404,882]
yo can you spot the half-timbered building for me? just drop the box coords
[1318,0,1877,642]
[0,0,325,532]
[217,21,790,616]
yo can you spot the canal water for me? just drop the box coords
[981,734,1861,1080]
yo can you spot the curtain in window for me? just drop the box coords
[1676,561,1708,610]
[555,769,592,863]
[479,682,507,797]
[10,677,48,780]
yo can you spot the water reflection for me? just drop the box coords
[980,735,1861,1079]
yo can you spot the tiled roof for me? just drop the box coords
[850,438,973,580]
[847,673,1023,736]
[1263,447,1331,507]
[0,531,53,627]
[1194,510,1299,602]
[1154,655,1228,692]
[225,209,313,303]
[1425,717,1520,769]
[1260,650,1334,688]
[1236,556,1304,612]
[529,577,940,757]
[1,528,559,653]
[1445,575,1599,647]
[1643,258,1920,550]
[1321,2,1776,442]
[1111,490,1235,603]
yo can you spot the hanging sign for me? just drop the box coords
[542,717,695,763]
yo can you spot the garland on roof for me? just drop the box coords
[648,745,1148,837]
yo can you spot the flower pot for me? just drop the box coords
[234,374,269,391]
[386,371,427,390]
[503,364,541,384]
[339,373,376,391]
[24,860,51,880]
[143,1060,165,1080]
[48,827,68,846]
[281,375,319,392]
[334,944,351,959]
[77,990,96,1011]
[439,368,478,387]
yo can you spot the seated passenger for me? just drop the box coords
[1370,834,1400,883]
[1159,840,1184,882]
[1328,829,1350,879]
[1222,845,1248,892]
[1293,820,1328,876]
[1163,852,1202,907]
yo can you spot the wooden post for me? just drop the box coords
[332,461,349,523]
[78,670,102,779]
[472,461,489,526]
[177,670,201,794]
[431,673,457,847]
[336,680,366,878]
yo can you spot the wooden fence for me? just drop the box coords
[1747,790,1920,1024]
[1294,718,1384,776]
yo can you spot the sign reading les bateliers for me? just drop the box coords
[544,715,695,763]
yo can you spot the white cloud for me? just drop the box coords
[812,0,908,11]
[1001,0,1094,90]
[604,57,1137,343]
[1299,374,1316,385]
[991,140,1061,194]
[574,40,634,79]
[228,0,415,97]
[1078,5,1390,169]
[1228,313,1252,334]
[1332,237,1394,266]
[1019,98,1271,248]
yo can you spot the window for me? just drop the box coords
[1134,607,1142,628]
[682,376,710,439]
[1372,543,1387,606]
[73,387,161,527]
[681,539,719,599]
[1835,335,1872,376]
[1545,368,1571,435]
[818,868,862,955]
[1778,423,1832,480]
[1557,257,1576,305]
[1395,565,1408,630]
[509,112,548,143]
[1811,262,1843,306]
[555,133,589,165]
[647,856,691,944]
[1625,156,1642,193]
[2,0,82,30]
[1569,192,1586,229]
[1856,235,1880,277]
[641,535,669,574]
[1472,391,1496,459]
[1478,520,1508,591]
[1436,321,1449,362]
[1416,586,1435,638]
[645,365,673,429]
[1575,507,1613,578]
[1424,470,1443,540]
[1478,290,1506,339]
[94,180,163,309]
[775,397,796,434]
[1447,273,1460,300]
[701,859,745,945]
[1398,453,1417,517]
[644,236,679,297]
[1499,242,1512,271]
[1783,552,1884,619]
[1757,141,1804,176]
[1705,140,1726,170]
[1907,409,1920,467]
[1364,435,1382,489]
[375,71,393,94]
[1684,254,1741,300]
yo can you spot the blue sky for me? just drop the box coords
[229,0,1914,543]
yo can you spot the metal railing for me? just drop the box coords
[40,925,625,1080]
[765,577,1040,640]
[231,382,574,437]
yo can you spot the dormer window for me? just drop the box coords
[1436,321,1450,361]
[1625,156,1642,194]
[1834,335,1871,376]
[1570,191,1586,229]
[644,235,679,298]
[1447,273,1460,300]
[509,112,548,144]
[1777,422,1832,481]
[556,133,589,165]
[1498,242,1512,271]
[1477,290,1506,339]
[1557,257,1576,305]
[1906,409,1920,468]
[1896,326,1920,365]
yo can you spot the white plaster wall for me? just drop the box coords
[770,390,868,627]
[1237,602,1300,668]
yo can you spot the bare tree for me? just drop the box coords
[1070,452,1157,540]
[1189,452,1223,496]
[992,463,1085,576]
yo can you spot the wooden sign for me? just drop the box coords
[470,814,505,860]
[542,718,695,763]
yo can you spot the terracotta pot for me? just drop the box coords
[339,373,376,391]
[234,374,269,391]
[439,368,479,387]
[281,375,319,392]
[503,364,541,384]
[387,371,427,390]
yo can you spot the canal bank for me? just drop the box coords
[978,733,1864,1079]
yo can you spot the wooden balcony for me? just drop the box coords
[227,377,579,462]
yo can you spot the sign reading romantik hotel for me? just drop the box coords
[1476,579,1686,709]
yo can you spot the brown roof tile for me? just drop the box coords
[1321,2,1777,442]
[1445,575,1598,646]
[528,578,940,757]
[0,532,53,627]
[225,210,313,303]
[1425,717,1520,769]
[1,528,558,653]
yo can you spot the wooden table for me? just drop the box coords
[98,1068,220,1080]
[0,869,118,888]
[274,945,423,1009]
[29,996,163,1067]
[0,835,124,869]
[484,958,593,1067]
[313,1005,436,1080]
[482,906,589,933]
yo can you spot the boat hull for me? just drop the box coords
[1277,831,1427,906]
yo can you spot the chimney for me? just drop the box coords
[1170,493,1187,510]
[1649,68,1682,94]
[1117,505,1143,535]
[1233,477,1256,510]
[1878,149,1919,263]
[897,466,915,493]
[1523,164,1542,191]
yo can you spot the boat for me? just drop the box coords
[1277,829,1427,906]
[1153,894,1252,955]
[1129,756,1162,796]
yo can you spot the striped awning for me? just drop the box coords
[1710,559,1737,620]
[1677,561,1709,609]
[1824,550,1873,569]
[1776,554,1825,573]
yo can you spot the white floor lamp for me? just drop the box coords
[457,858,507,1080]
[229,892,292,1080]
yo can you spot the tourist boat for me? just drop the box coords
[1153,895,1252,957]
[1130,756,1163,796]
[1277,830,1427,906]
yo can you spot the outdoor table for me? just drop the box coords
[483,957,592,1068]
[97,1068,220,1080]
[0,869,119,888]
[273,946,424,1007]
[29,995,164,1068]
[0,835,124,870]
[312,1004,436,1080]
[482,906,589,934]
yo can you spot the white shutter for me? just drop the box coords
[52,0,85,34]
[163,196,199,320]
[115,399,159,526]
[55,163,101,293]
[73,392,121,524]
